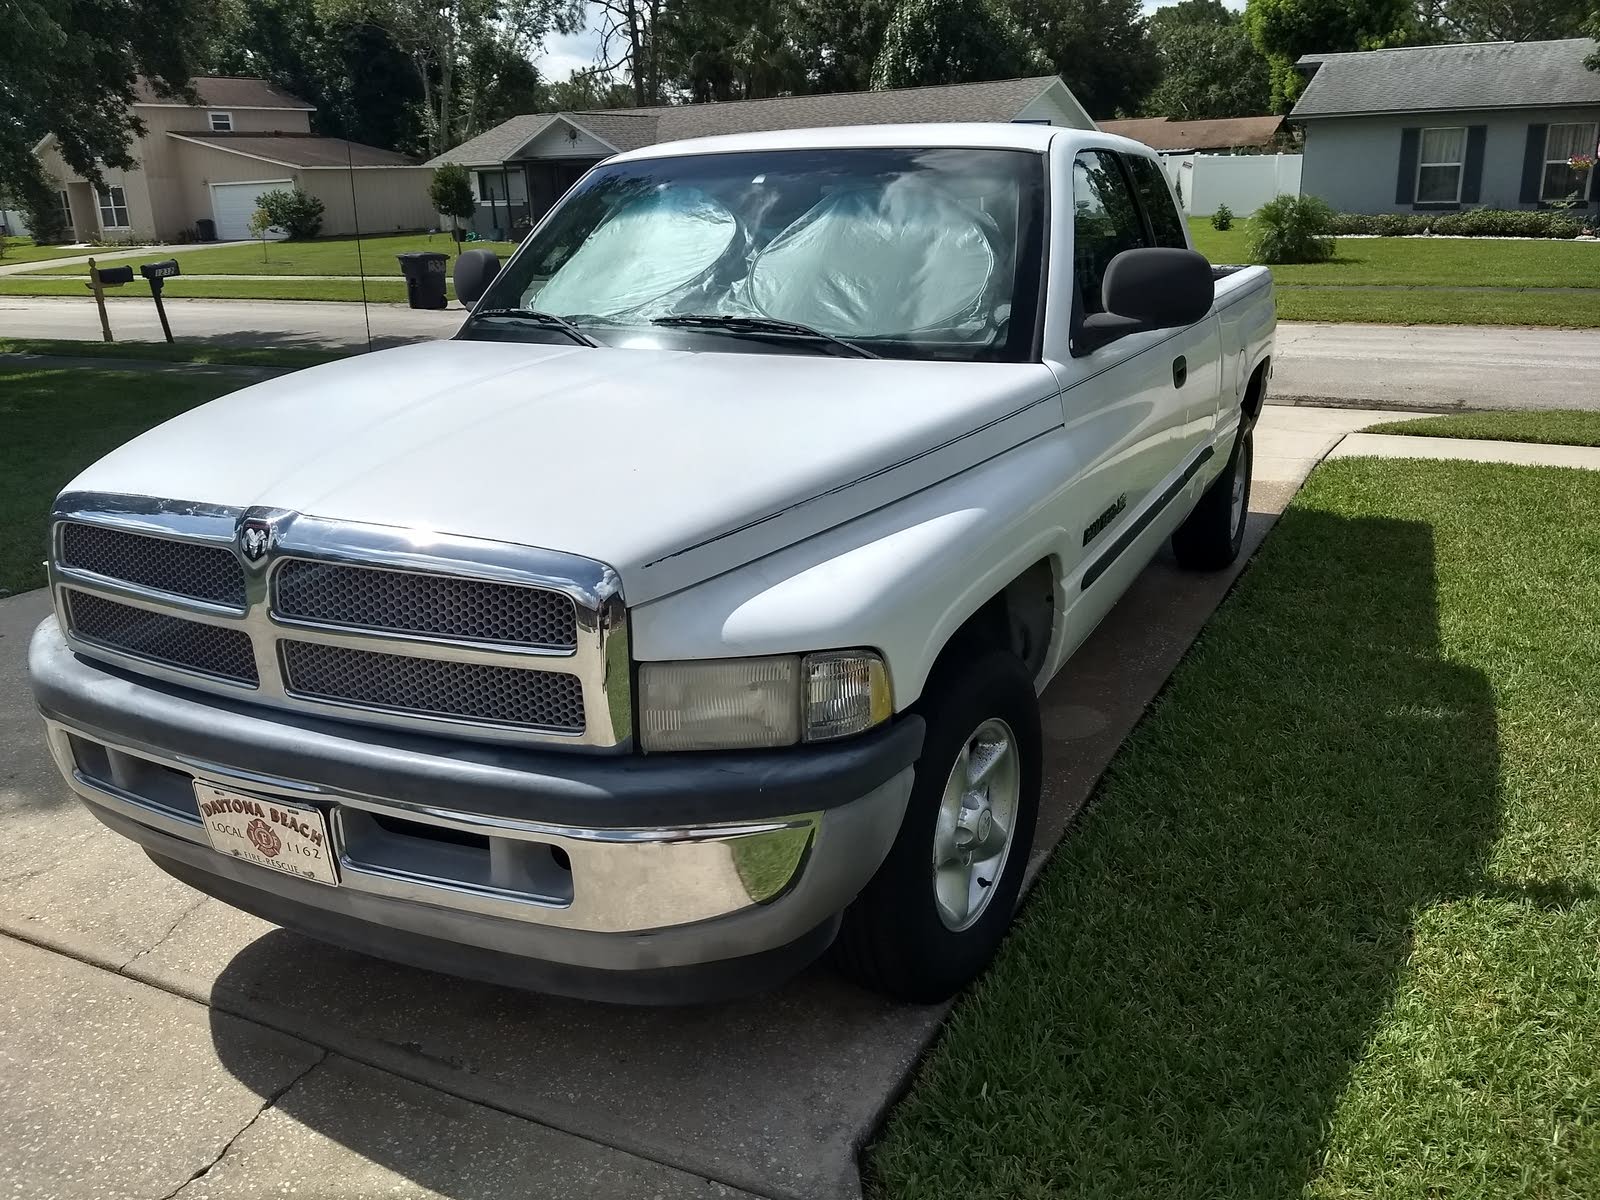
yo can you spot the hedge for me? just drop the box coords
[1330,209,1590,239]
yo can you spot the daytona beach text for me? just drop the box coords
[197,794,325,846]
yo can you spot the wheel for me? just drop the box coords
[1171,425,1253,571]
[833,649,1041,1003]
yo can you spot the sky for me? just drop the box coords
[532,0,1245,87]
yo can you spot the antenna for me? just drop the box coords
[346,137,374,354]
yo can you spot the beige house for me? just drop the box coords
[34,77,437,242]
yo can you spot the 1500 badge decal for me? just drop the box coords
[1083,494,1127,546]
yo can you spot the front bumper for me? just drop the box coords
[29,620,922,1002]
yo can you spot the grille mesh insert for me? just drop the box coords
[280,641,585,732]
[60,523,246,607]
[274,560,577,648]
[66,590,258,684]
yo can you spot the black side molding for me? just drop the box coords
[1082,447,1214,590]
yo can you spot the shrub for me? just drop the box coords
[1248,194,1336,264]
[1329,208,1585,239]
[254,187,324,239]
[1211,203,1234,231]
[429,163,475,245]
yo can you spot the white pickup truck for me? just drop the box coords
[29,123,1273,1004]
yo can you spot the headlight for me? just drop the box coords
[638,650,893,752]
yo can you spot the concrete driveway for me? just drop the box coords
[0,406,1419,1200]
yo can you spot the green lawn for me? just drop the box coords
[1190,217,1600,288]
[25,231,517,277]
[0,236,99,265]
[0,338,349,369]
[1275,287,1600,328]
[872,457,1600,1199]
[0,366,241,594]
[1370,410,1600,447]
[0,276,426,303]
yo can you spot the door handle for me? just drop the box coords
[1172,356,1187,388]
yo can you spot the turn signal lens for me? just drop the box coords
[803,651,893,742]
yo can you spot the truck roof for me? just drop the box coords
[610,121,1103,162]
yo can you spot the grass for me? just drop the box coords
[872,457,1600,1199]
[0,337,349,369]
[0,236,102,265]
[25,231,517,278]
[1190,217,1600,288]
[0,276,425,303]
[1274,287,1600,328]
[0,366,240,594]
[1369,410,1600,447]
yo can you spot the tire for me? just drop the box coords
[1171,425,1253,571]
[833,649,1041,1003]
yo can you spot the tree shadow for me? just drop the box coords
[870,507,1505,1195]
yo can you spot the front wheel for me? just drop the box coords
[833,650,1041,1003]
[1171,426,1253,571]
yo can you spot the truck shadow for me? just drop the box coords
[201,508,1502,1199]
[869,507,1503,1195]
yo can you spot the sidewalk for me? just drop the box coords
[0,243,253,277]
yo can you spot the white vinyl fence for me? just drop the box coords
[1161,154,1303,217]
[0,209,30,237]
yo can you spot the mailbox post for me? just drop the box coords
[85,259,135,343]
[140,259,182,344]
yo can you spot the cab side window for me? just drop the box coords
[1072,150,1147,318]
[1124,155,1188,249]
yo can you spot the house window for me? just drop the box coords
[476,170,527,203]
[209,112,233,132]
[56,190,72,230]
[1542,122,1598,203]
[1415,127,1466,204]
[96,185,129,229]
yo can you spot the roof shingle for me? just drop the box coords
[1096,115,1282,151]
[430,76,1065,166]
[1291,38,1600,118]
[134,76,316,111]
[169,132,420,168]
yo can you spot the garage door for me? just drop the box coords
[211,180,293,241]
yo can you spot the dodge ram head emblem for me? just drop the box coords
[239,520,272,562]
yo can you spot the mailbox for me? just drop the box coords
[94,265,135,286]
[140,259,181,281]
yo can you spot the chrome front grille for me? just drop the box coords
[60,522,247,607]
[281,641,586,731]
[65,590,259,684]
[273,559,577,648]
[49,495,631,748]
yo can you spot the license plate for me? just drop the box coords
[193,782,338,886]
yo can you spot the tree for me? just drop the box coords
[1435,0,1591,41]
[430,163,476,244]
[212,0,426,154]
[873,0,1046,89]
[542,68,636,110]
[1009,0,1162,118]
[1144,0,1271,118]
[1244,0,1415,111]
[657,0,808,101]
[791,0,896,92]
[1,0,230,241]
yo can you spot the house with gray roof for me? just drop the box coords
[428,75,1093,238]
[1292,38,1600,214]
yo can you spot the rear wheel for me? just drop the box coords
[1171,426,1253,571]
[833,650,1041,1003]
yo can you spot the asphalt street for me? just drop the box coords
[2,295,1597,410]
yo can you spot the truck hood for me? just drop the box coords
[68,339,1062,603]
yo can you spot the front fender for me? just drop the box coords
[629,431,1088,708]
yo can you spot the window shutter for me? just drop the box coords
[1461,126,1487,204]
[1521,124,1547,204]
[1395,128,1420,205]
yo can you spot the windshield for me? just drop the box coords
[466,147,1046,362]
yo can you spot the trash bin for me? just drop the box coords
[397,251,449,310]
[195,218,216,241]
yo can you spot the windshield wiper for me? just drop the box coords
[651,314,880,359]
[471,308,600,348]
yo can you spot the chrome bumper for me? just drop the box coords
[29,619,921,988]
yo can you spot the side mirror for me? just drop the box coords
[453,249,501,307]
[1077,248,1213,353]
